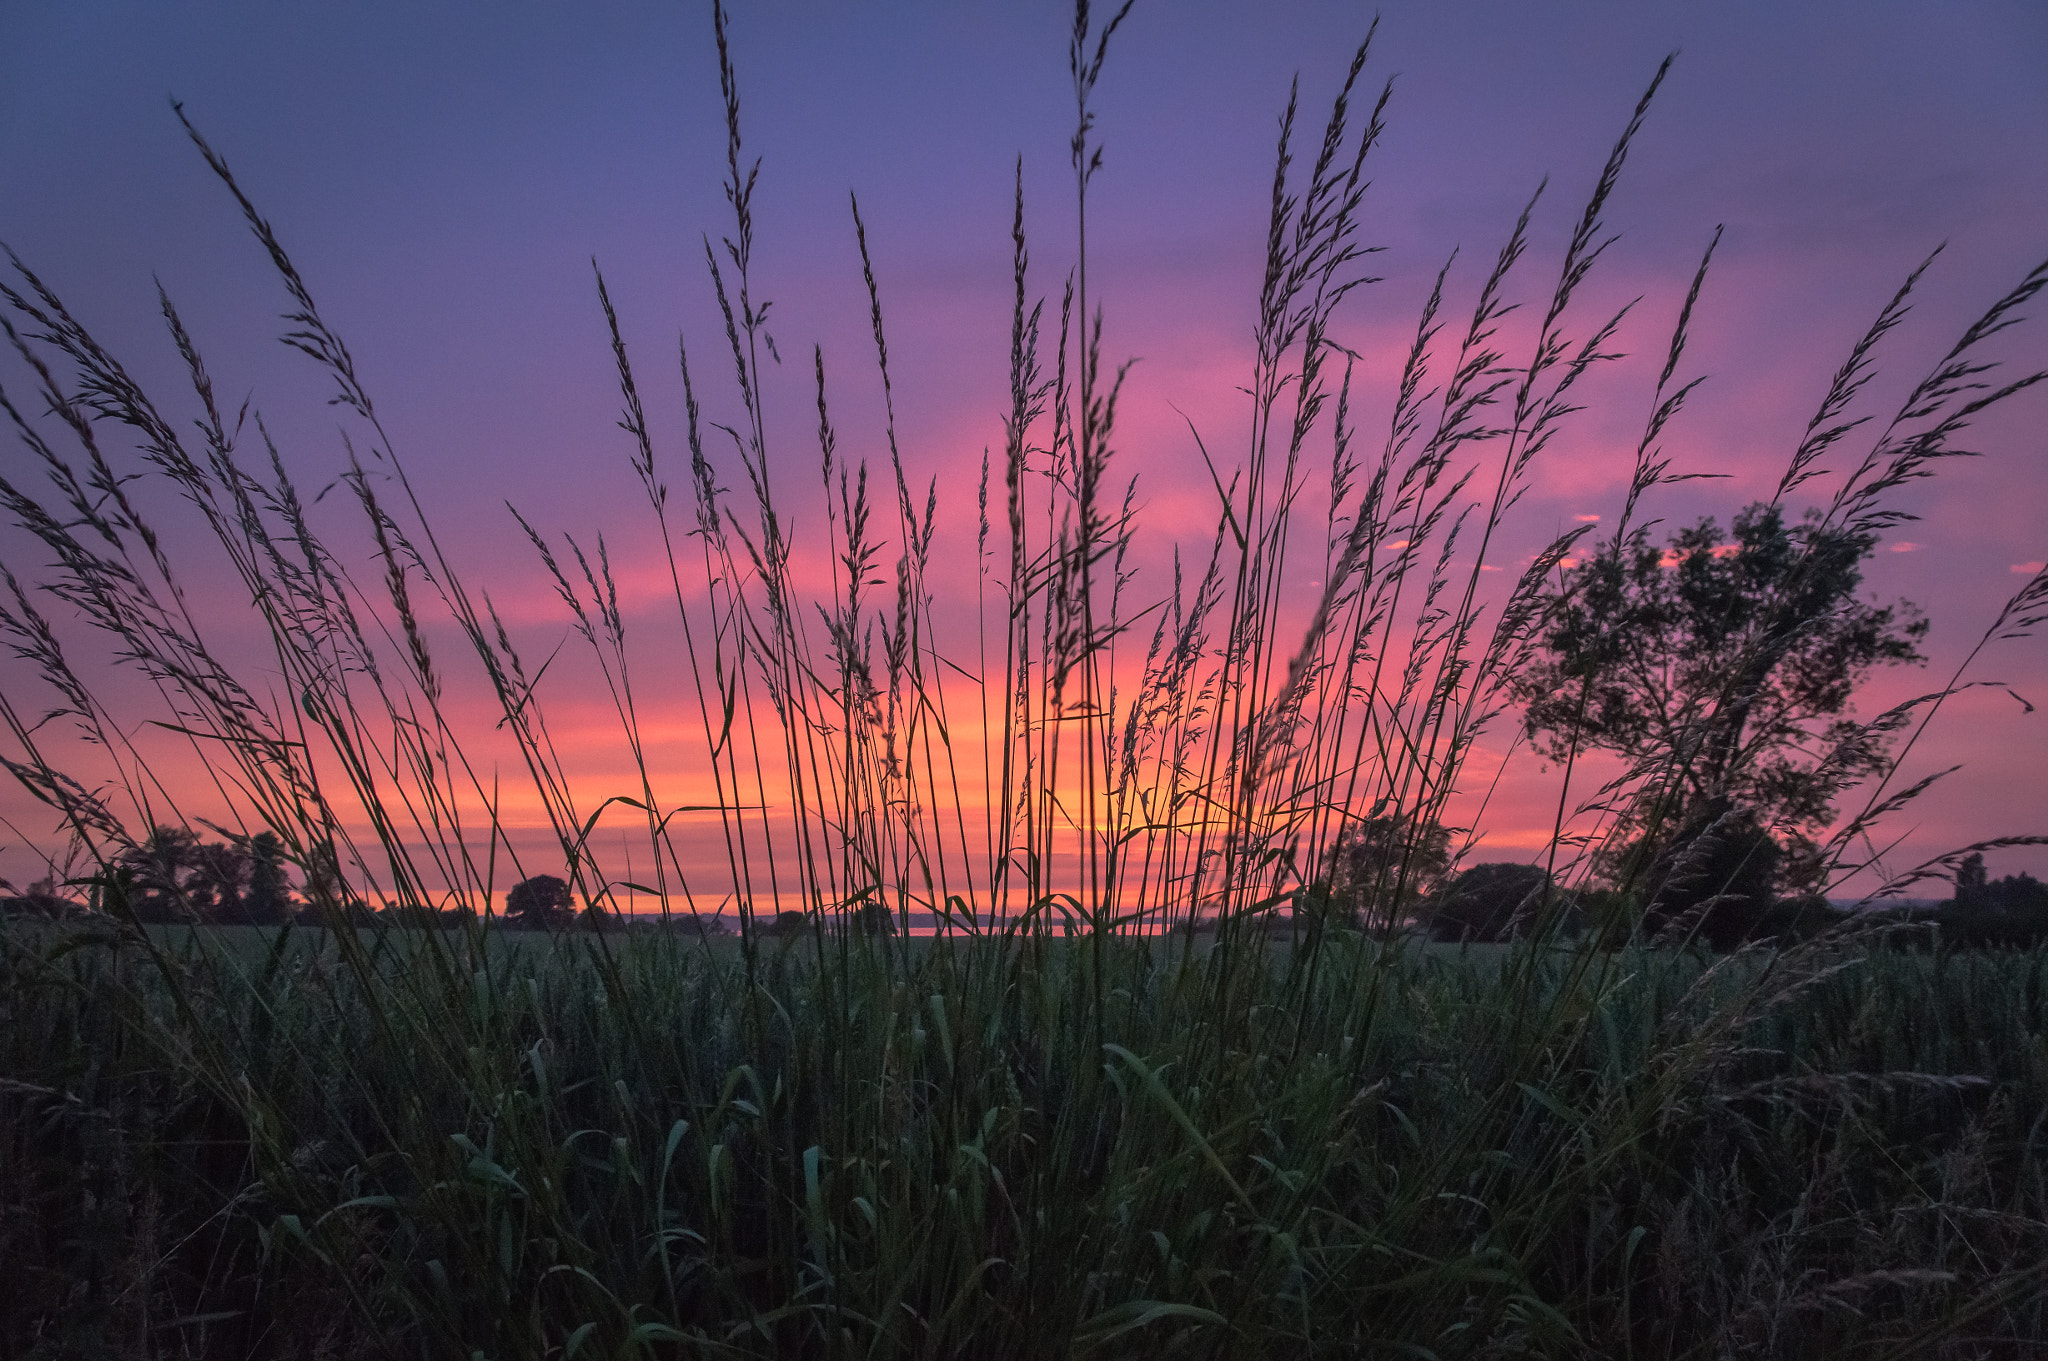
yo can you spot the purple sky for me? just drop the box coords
[4,1,2047,899]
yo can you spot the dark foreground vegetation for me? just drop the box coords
[6,918,2048,1359]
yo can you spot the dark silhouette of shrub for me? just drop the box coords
[1430,862,1562,943]
[1634,799,1782,949]
[851,899,895,936]
[1744,892,1847,945]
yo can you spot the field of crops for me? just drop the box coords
[6,919,2047,1357]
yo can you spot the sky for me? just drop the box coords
[3,1,2046,906]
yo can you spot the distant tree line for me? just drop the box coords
[1322,827,2048,951]
[0,834,902,942]
[1869,852,2048,949]
[7,822,2046,950]
[0,833,728,936]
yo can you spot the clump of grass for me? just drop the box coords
[4,2,2048,1356]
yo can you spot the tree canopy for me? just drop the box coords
[505,874,575,930]
[111,825,291,924]
[1514,502,1926,897]
[1326,812,1455,929]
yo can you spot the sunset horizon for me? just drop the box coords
[5,1,2046,909]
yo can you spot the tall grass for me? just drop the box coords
[8,928,2048,1355]
[4,2,2048,1355]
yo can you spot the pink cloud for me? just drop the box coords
[1657,543,1744,567]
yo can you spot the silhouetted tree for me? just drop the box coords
[1328,812,1454,929]
[1953,852,1991,909]
[117,826,203,922]
[1981,871,2048,917]
[505,874,574,930]
[112,826,286,924]
[178,839,251,922]
[1516,503,1926,918]
[237,832,294,924]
